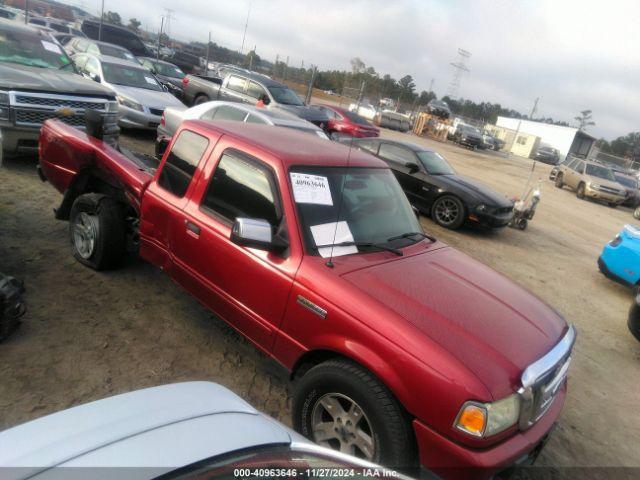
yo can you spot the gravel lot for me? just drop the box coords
[0,125,638,476]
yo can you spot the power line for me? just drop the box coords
[446,48,471,99]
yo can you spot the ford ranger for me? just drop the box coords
[0,19,118,155]
[38,118,575,480]
[181,70,329,129]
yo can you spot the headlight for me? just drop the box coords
[0,90,9,105]
[476,204,487,213]
[117,95,143,112]
[455,394,520,438]
[0,105,9,121]
[590,183,600,190]
[610,235,622,247]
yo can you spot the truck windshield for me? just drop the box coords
[268,86,304,106]
[0,29,74,70]
[585,164,615,181]
[290,166,422,256]
[102,63,163,91]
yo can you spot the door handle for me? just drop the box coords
[185,219,201,236]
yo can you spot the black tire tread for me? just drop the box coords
[294,358,416,469]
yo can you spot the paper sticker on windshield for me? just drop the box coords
[310,221,358,258]
[290,173,333,205]
[41,40,62,54]
[144,76,158,85]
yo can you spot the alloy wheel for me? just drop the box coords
[72,212,99,259]
[435,198,460,226]
[311,393,376,461]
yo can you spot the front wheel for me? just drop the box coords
[293,359,416,469]
[634,207,640,220]
[555,173,564,188]
[194,94,210,105]
[431,195,466,229]
[577,183,586,199]
[69,194,126,270]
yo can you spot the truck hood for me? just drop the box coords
[441,174,513,207]
[275,104,329,123]
[110,84,185,110]
[0,64,115,97]
[341,247,566,396]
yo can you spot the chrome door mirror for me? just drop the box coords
[231,218,286,252]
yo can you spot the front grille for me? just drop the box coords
[14,95,107,112]
[598,185,622,195]
[15,109,87,127]
[149,108,164,116]
[494,206,513,215]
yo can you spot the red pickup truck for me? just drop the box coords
[38,119,575,479]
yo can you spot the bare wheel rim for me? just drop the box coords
[435,198,460,225]
[311,393,376,461]
[72,212,99,259]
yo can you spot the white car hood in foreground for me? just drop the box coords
[0,382,293,480]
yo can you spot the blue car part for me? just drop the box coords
[599,224,640,287]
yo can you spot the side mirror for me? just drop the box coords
[261,95,271,105]
[405,162,420,174]
[90,73,101,83]
[230,218,286,252]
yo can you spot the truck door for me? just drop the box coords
[220,75,249,103]
[139,129,213,272]
[170,144,299,350]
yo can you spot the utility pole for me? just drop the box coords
[98,0,104,41]
[282,55,289,82]
[356,81,366,110]
[156,16,164,61]
[240,0,252,55]
[164,9,174,41]
[274,54,279,77]
[24,0,28,24]
[205,31,212,76]
[529,97,540,120]
[305,65,318,105]
[446,48,471,99]
[429,78,434,93]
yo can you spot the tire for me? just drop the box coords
[608,202,618,209]
[555,173,564,188]
[517,218,528,230]
[431,195,466,230]
[634,207,640,220]
[329,131,341,141]
[629,292,640,342]
[576,182,586,199]
[293,359,416,469]
[194,94,210,105]
[69,194,126,270]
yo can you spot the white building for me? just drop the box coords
[496,117,595,161]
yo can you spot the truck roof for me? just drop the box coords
[183,119,388,169]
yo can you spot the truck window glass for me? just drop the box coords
[246,81,266,100]
[212,105,248,122]
[245,114,268,124]
[202,152,279,226]
[227,75,247,93]
[158,130,209,198]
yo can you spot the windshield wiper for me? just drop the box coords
[314,241,403,256]
[387,231,437,243]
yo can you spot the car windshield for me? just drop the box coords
[102,62,163,91]
[417,151,455,175]
[268,86,304,106]
[154,61,185,79]
[291,167,422,256]
[585,164,616,181]
[464,126,481,135]
[614,174,637,189]
[342,110,371,125]
[99,44,136,61]
[0,29,74,70]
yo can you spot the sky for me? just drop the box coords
[61,0,638,140]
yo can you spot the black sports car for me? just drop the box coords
[426,99,451,119]
[452,125,484,149]
[346,138,514,229]
[533,145,560,165]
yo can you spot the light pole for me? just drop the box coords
[98,0,104,41]
[240,0,252,55]
[156,16,164,62]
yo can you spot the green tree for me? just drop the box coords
[103,11,122,26]
[574,109,595,130]
[128,18,141,33]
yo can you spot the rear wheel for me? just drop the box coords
[576,182,586,199]
[69,194,126,270]
[431,195,466,230]
[293,359,416,469]
[194,94,210,105]
[608,202,618,208]
[629,290,640,342]
[634,207,640,220]
[555,173,564,188]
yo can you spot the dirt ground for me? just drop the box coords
[1,125,639,475]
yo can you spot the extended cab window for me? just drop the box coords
[158,130,209,198]
[227,75,247,93]
[202,152,280,226]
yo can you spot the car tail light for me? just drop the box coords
[182,77,189,86]
[160,112,165,126]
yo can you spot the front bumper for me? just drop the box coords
[118,105,162,130]
[0,122,40,153]
[584,185,626,204]
[459,137,483,148]
[468,208,514,229]
[598,254,635,287]
[414,386,565,480]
